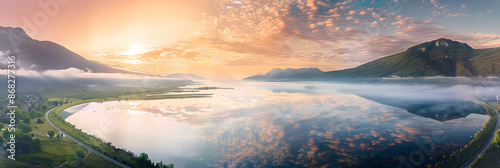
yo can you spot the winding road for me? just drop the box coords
[461,103,500,168]
[45,103,131,168]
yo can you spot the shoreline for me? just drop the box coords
[462,103,500,167]
[437,102,499,167]
[46,94,209,168]
[45,102,131,168]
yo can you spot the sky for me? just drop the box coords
[1,0,500,79]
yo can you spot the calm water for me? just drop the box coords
[64,82,489,168]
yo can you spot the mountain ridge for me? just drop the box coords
[246,68,323,80]
[0,26,135,74]
[245,38,500,81]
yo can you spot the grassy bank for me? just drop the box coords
[44,86,210,101]
[0,106,119,168]
[47,92,206,167]
[48,99,142,167]
[1,86,210,167]
[435,103,497,168]
[472,102,500,168]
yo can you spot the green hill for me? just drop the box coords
[245,38,500,81]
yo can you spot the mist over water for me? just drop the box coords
[64,80,497,167]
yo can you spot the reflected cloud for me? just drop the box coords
[64,82,490,167]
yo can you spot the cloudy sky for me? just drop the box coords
[1,0,500,79]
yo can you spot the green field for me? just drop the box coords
[472,102,500,168]
[0,109,118,167]
[47,100,141,167]
[43,86,207,100]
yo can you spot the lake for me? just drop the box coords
[63,82,490,168]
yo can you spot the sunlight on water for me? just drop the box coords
[65,82,489,168]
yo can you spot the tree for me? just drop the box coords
[156,161,174,168]
[16,132,33,153]
[19,123,32,133]
[57,133,61,140]
[41,104,48,112]
[139,152,149,161]
[36,111,44,118]
[76,149,85,165]
[76,149,85,160]
[48,130,55,139]
[29,109,37,119]
[0,136,4,146]
[32,138,41,152]
[138,152,153,168]
[37,118,44,124]
[20,114,30,124]
[156,161,164,168]
[0,123,4,130]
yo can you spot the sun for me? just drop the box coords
[123,44,144,64]
[127,44,142,56]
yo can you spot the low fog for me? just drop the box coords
[257,79,500,121]
[0,67,198,94]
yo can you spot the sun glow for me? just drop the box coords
[123,44,144,64]
[127,44,143,56]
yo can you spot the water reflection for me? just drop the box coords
[358,95,484,121]
[64,82,489,168]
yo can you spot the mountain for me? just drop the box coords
[165,73,207,80]
[245,68,323,80]
[244,38,500,81]
[356,94,485,121]
[0,26,133,73]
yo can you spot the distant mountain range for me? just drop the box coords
[245,38,500,81]
[0,26,134,73]
[245,68,325,80]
